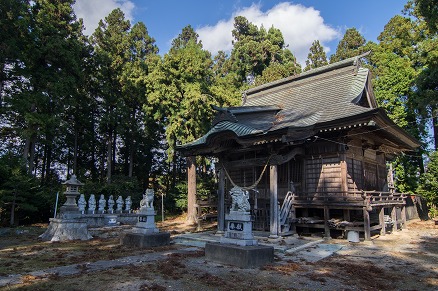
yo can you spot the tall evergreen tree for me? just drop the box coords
[227,16,300,86]
[411,0,438,150]
[367,10,429,193]
[2,0,86,181]
[91,8,131,183]
[330,28,366,63]
[304,40,328,71]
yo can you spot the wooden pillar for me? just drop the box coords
[401,205,407,229]
[363,207,371,241]
[324,206,331,238]
[343,209,350,221]
[269,165,279,237]
[186,156,197,224]
[340,160,348,194]
[391,206,398,231]
[379,207,386,235]
[217,166,225,232]
[290,193,297,233]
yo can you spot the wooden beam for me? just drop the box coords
[379,207,386,236]
[186,156,197,224]
[223,147,304,168]
[217,165,225,232]
[340,160,348,193]
[391,206,398,231]
[363,207,371,241]
[401,205,407,229]
[269,165,279,238]
[343,209,350,221]
[324,206,331,238]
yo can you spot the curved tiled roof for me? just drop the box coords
[178,54,418,152]
[182,120,263,148]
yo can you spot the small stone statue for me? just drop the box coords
[107,195,115,214]
[88,194,96,214]
[116,195,124,213]
[98,194,106,214]
[140,189,154,209]
[78,194,87,214]
[230,186,250,212]
[125,196,132,213]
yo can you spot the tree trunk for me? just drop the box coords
[112,128,117,175]
[45,143,52,182]
[73,127,78,175]
[171,139,177,190]
[433,107,438,151]
[28,136,36,175]
[186,156,197,224]
[41,143,47,182]
[128,146,134,177]
[10,191,16,226]
[107,130,112,183]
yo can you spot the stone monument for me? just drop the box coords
[125,196,132,213]
[88,194,96,214]
[98,194,106,214]
[40,175,92,241]
[120,188,170,247]
[107,195,115,214]
[116,196,124,213]
[220,187,257,246]
[205,186,274,268]
[78,194,86,214]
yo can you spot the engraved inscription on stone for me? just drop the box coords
[138,216,148,223]
[228,221,244,231]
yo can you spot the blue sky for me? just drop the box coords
[73,0,409,66]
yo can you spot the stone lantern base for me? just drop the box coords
[39,218,92,241]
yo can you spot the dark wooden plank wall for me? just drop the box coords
[305,156,342,194]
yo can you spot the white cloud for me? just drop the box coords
[196,2,340,66]
[73,0,135,35]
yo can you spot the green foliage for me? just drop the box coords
[304,40,328,71]
[418,151,438,217]
[227,16,301,85]
[146,26,216,160]
[330,28,366,63]
[2,1,437,225]
[370,51,418,127]
[0,154,56,226]
[415,0,438,33]
[81,175,143,207]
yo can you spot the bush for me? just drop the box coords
[418,151,438,218]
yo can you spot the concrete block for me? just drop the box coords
[120,232,170,248]
[205,242,274,268]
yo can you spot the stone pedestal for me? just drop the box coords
[120,232,170,248]
[205,242,274,268]
[120,206,169,248]
[132,208,158,234]
[39,218,92,241]
[220,211,257,246]
[206,210,274,268]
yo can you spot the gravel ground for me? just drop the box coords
[1,219,437,290]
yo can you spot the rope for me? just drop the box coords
[220,155,273,191]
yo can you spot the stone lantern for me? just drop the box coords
[40,174,92,241]
[59,174,84,218]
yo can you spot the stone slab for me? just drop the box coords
[205,242,274,268]
[120,232,170,248]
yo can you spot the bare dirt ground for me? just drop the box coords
[0,217,437,291]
